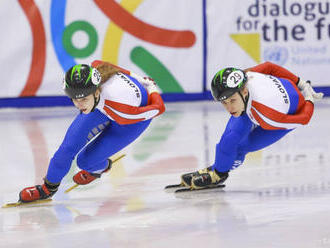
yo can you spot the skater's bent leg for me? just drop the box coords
[45,110,110,183]
[232,127,293,168]
[212,115,253,172]
[213,126,292,173]
[77,119,151,172]
[239,127,292,153]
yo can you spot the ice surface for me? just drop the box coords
[1,100,330,248]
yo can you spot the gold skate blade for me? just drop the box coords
[2,199,52,208]
[64,154,126,193]
[64,184,79,193]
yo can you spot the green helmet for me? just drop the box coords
[211,67,247,101]
[63,64,101,99]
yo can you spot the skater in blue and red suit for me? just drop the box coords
[181,62,324,189]
[19,61,165,202]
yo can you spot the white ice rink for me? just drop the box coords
[1,100,330,248]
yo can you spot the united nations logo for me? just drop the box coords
[263,46,289,65]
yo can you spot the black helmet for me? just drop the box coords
[63,64,101,99]
[211,67,247,101]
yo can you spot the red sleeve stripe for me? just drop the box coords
[252,107,303,129]
[249,62,299,84]
[295,88,306,112]
[251,108,285,130]
[103,105,145,125]
[103,99,162,125]
[105,100,160,118]
[148,93,166,116]
[252,100,313,125]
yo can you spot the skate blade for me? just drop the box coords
[175,184,225,193]
[65,154,126,193]
[164,183,184,189]
[2,199,52,208]
[164,183,188,193]
[64,184,78,193]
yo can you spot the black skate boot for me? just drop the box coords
[191,168,228,189]
[181,166,213,187]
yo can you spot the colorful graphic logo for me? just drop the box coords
[19,0,196,96]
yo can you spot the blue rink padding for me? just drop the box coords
[0,87,328,108]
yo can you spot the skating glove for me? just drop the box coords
[139,76,159,94]
[297,79,324,102]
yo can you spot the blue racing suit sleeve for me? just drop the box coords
[212,114,253,172]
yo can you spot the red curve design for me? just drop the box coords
[19,0,46,97]
[23,121,49,184]
[94,0,196,47]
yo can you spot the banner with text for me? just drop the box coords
[0,0,329,99]
[207,0,330,90]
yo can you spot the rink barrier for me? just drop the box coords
[0,87,328,108]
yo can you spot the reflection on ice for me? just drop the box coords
[1,101,330,248]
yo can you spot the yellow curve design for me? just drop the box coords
[102,0,143,63]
